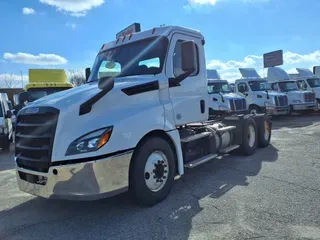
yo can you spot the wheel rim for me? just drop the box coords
[144,151,169,192]
[250,109,257,114]
[264,120,270,141]
[248,125,256,147]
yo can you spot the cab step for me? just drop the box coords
[219,145,239,154]
[180,131,212,143]
[184,154,218,168]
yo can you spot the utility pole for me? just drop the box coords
[21,70,23,88]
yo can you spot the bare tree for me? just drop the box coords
[68,69,86,87]
[0,74,21,88]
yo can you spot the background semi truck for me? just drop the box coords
[267,67,317,114]
[16,69,73,109]
[234,68,289,115]
[207,69,247,118]
[14,25,272,206]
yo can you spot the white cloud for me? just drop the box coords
[22,7,36,15]
[207,50,320,81]
[3,52,67,65]
[189,0,219,5]
[39,0,105,17]
[66,23,76,30]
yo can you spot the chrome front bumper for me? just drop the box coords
[292,103,317,111]
[266,106,289,115]
[15,151,133,200]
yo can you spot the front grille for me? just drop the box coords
[275,96,288,107]
[304,92,315,102]
[15,107,59,173]
[230,99,246,111]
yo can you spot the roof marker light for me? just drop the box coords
[122,35,126,42]
[116,38,120,44]
[152,28,156,34]
[129,34,133,40]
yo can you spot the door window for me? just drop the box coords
[237,83,248,93]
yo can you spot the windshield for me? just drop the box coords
[307,78,320,88]
[28,87,72,102]
[248,81,271,91]
[88,37,168,82]
[208,82,232,94]
[278,81,298,92]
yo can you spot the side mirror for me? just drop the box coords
[5,110,12,119]
[98,76,115,92]
[85,67,91,82]
[181,41,197,73]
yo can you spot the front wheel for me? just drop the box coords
[249,105,260,115]
[130,137,176,206]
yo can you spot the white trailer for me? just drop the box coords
[234,68,289,115]
[207,69,247,118]
[14,25,272,205]
[267,67,317,114]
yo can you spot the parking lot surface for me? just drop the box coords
[1,114,320,240]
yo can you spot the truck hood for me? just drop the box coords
[222,92,245,99]
[29,76,156,110]
[254,91,285,97]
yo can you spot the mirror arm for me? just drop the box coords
[168,70,193,87]
[79,88,112,115]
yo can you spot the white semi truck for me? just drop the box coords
[267,67,317,114]
[207,69,247,118]
[14,25,272,205]
[292,68,320,106]
[234,68,289,115]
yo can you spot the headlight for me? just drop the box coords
[66,126,113,156]
[0,127,3,134]
[293,100,301,103]
[272,97,276,105]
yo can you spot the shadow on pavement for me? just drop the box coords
[0,145,15,171]
[0,145,279,240]
[271,113,320,130]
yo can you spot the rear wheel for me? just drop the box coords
[238,118,258,155]
[130,137,176,206]
[258,116,271,148]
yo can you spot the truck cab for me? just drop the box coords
[19,69,73,108]
[234,68,289,115]
[0,93,13,150]
[14,25,271,205]
[207,69,247,117]
[267,67,317,114]
[293,68,320,106]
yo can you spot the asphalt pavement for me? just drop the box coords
[0,114,320,240]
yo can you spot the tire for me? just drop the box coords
[249,105,260,115]
[238,117,258,156]
[257,116,271,148]
[129,137,176,206]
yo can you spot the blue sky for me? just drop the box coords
[1,0,320,87]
